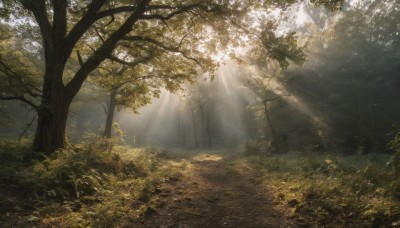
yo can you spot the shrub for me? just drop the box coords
[18,147,114,201]
[244,139,269,155]
[244,150,400,227]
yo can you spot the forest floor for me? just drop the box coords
[1,148,297,228]
[1,142,399,227]
[134,152,296,228]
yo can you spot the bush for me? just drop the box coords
[244,151,400,227]
[0,138,32,184]
[0,138,187,227]
[244,139,269,155]
[388,129,400,175]
[18,146,116,201]
[0,138,165,201]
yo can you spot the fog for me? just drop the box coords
[115,61,258,149]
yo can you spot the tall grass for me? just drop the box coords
[0,138,186,227]
[245,151,400,227]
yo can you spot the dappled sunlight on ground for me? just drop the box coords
[167,160,188,167]
[192,153,224,162]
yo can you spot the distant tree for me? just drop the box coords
[283,0,400,151]
[93,47,198,138]
[67,83,106,142]
[184,81,211,149]
[240,21,306,146]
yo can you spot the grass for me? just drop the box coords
[0,138,188,227]
[237,151,400,227]
[2,137,399,227]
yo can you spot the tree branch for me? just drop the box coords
[0,58,42,97]
[18,114,36,140]
[77,51,84,66]
[94,26,106,43]
[63,0,107,62]
[140,3,201,21]
[19,0,53,52]
[106,54,154,68]
[147,5,179,10]
[123,35,202,66]
[52,0,68,43]
[113,80,138,91]
[97,66,114,75]
[65,0,151,102]
[93,6,137,21]
[0,94,38,110]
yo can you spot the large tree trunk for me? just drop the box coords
[103,90,117,138]
[33,64,71,153]
[26,0,150,154]
[33,101,70,153]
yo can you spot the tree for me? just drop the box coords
[0,0,233,153]
[282,0,400,152]
[0,0,344,154]
[240,21,306,146]
[93,45,198,138]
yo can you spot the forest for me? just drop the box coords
[0,0,399,227]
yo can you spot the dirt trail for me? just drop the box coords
[130,153,297,228]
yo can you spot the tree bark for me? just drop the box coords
[33,48,71,153]
[33,103,69,153]
[29,1,150,153]
[23,0,199,153]
[32,84,70,153]
[103,90,117,138]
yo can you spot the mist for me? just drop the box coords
[112,61,258,149]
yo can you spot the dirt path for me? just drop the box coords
[129,153,297,228]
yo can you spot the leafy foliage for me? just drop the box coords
[262,0,400,152]
[258,23,306,69]
[310,0,344,11]
[0,138,186,226]
[1,0,316,152]
[241,151,400,227]
[0,24,42,109]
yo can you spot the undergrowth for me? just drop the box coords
[0,138,186,227]
[242,151,400,227]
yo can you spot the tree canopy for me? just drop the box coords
[0,0,344,153]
